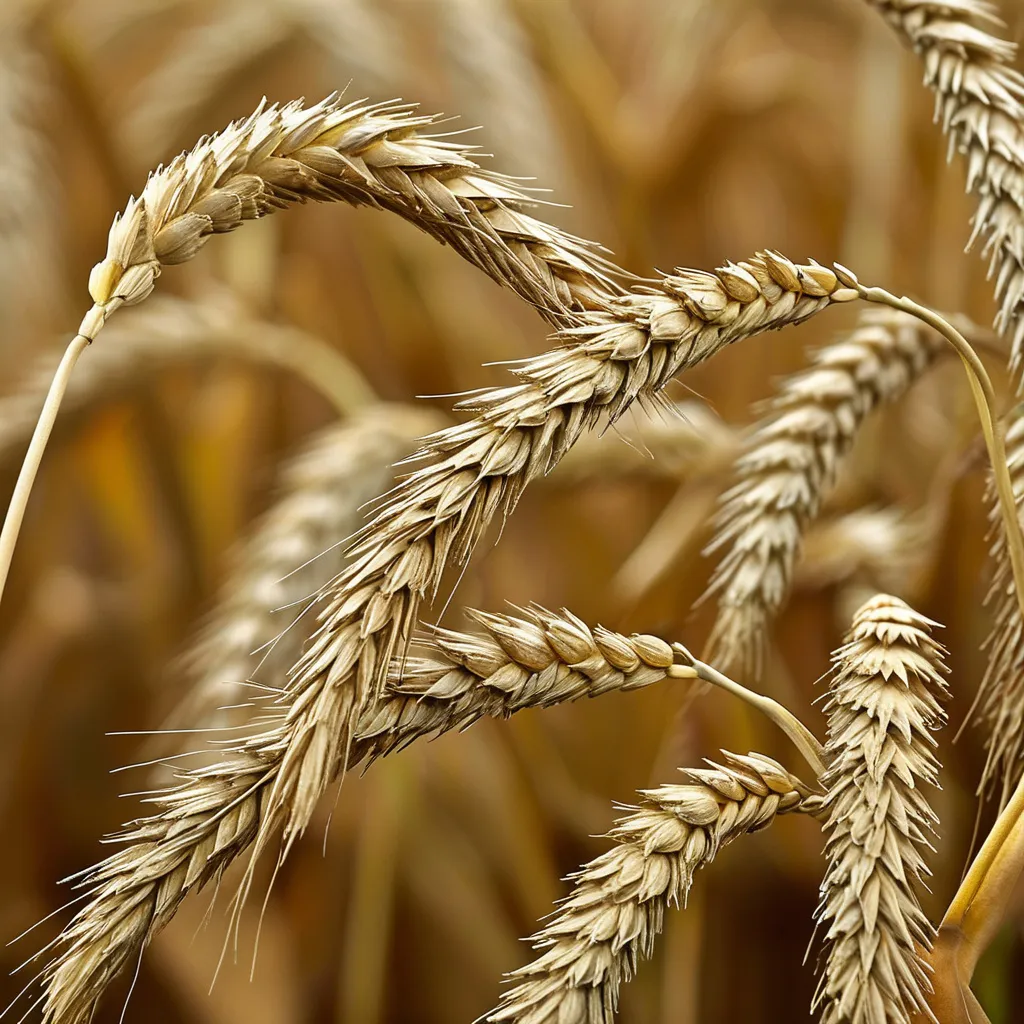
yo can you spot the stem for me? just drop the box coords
[852,283,1024,633]
[943,779,1024,978]
[0,303,110,607]
[668,648,828,779]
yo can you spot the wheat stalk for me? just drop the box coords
[814,594,949,1024]
[701,308,945,676]
[486,750,822,1024]
[0,291,372,472]
[163,404,443,742]
[31,606,681,1024]
[867,0,1024,367]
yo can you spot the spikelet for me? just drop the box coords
[867,0,1024,367]
[814,595,949,1024]
[703,308,941,675]
[487,751,822,1024]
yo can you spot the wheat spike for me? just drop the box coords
[814,594,949,1024]
[974,405,1024,806]
[33,606,680,1024]
[164,404,444,740]
[0,291,372,471]
[702,308,943,676]
[867,0,1024,366]
[486,750,822,1024]
[83,92,625,344]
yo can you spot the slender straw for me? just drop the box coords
[0,303,109,605]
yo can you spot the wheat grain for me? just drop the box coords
[867,0,1024,367]
[814,594,949,1024]
[163,404,443,741]
[486,750,822,1024]
[0,291,372,471]
[702,308,943,676]
[32,606,680,1024]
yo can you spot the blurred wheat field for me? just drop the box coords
[2,0,1024,1022]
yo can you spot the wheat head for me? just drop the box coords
[487,750,821,1024]
[974,404,1024,807]
[814,594,949,1024]
[33,606,680,1024]
[82,92,622,344]
[702,308,943,676]
[868,0,1024,367]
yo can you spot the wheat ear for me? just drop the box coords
[486,750,822,1024]
[702,308,942,675]
[31,607,679,1024]
[867,0,1024,366]
[814,594,949,1024]
[973,405,1024,806]
[163,404,443,741]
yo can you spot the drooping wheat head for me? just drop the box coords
[486,750,822,1024]
[33,605,680,1024]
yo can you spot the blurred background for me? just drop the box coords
[1,0,1024,1020]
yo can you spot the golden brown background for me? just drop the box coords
[2,0,1024,1021]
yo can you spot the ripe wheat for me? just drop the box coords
[33,606,683,1024]
[487,750,821,1024]
[869,0,1024,366]
[975,404,1024,807]
[814,595,949,1024]
[703,308,943,675]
